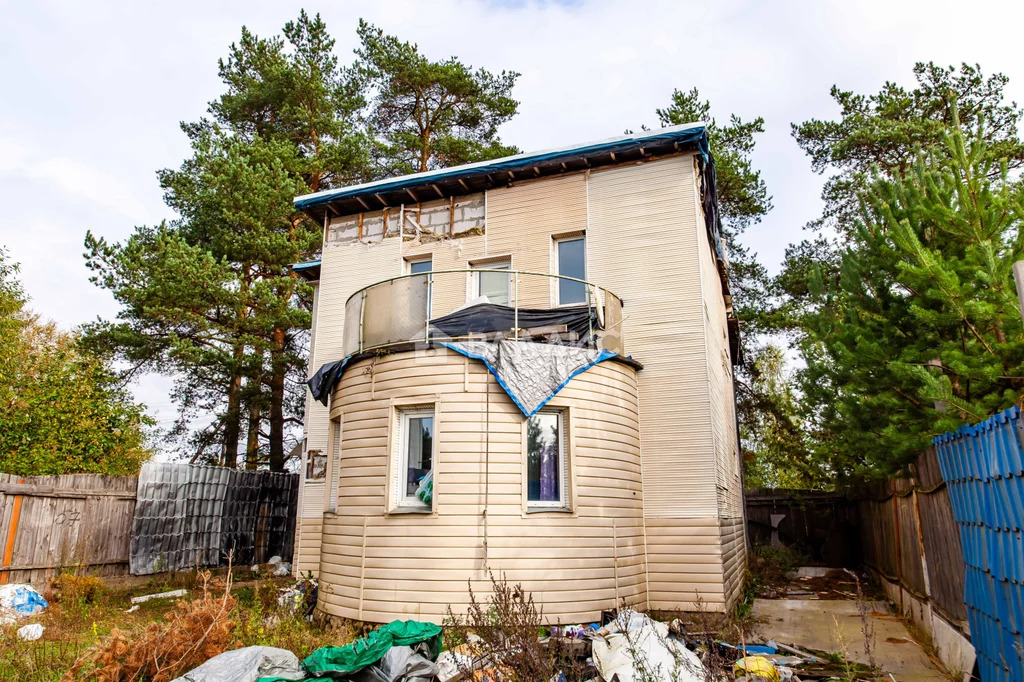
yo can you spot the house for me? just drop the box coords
[291,123,746,624]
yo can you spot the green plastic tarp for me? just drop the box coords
[257,620,442,681]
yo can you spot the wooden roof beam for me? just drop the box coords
[431,184,445,198]
[356,196,371,211]
[406,188,418,202]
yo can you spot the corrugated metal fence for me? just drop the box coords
[130,462,299,574]
[935,405,1024,682]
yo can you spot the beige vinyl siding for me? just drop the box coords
[587,154,734,611]
[486,174,588,307]
[693,167,747,602]
[297,519,324,575]
[296,237,404,574]
[317,348,645,624]
[587,156,716,517]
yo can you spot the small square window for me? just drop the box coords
[306,449,326,479]
[393,407,435,509]
[526,410,569,509]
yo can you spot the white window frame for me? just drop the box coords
[406,256,432,275]
[554,235,587,307]
[470,258,512,306]
[392,406,436,510]
[407,257,433,318]
[525,409,570,511]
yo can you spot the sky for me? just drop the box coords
[2,0,1024,436]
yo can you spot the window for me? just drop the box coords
[473,259,511,306]
[306,449,326,479]
[526,410,568,509]
[393,407,435,509]
[556,236,586,305]
[408,258,432,318]
[408,258,432,276]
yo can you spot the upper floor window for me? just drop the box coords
[527,410,569,510]
[408,258,432,275]
[556,236,586,305]
[472,259,511,306]
[393,407,434,510]
[407,257,433,317]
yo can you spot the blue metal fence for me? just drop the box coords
[935,405,1024,681]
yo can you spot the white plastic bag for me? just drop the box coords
[17,623,44,641]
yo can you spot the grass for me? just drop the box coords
[0,569,351,681]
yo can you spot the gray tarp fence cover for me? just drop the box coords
[130,463,299,575]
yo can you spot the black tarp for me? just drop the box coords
[429,302,594,340]
[306,304,598,406]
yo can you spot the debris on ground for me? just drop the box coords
[734,655,780,682]
[252,619,443,682]
[16,622,44,641]
[130,587,188,604]
[171,645,306,682]
[273,561,293,577]
[125,587,189,612]
[0,583,48,624]
[277,576,318,620]
[589,609,705,682]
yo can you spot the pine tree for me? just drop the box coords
[355,19,520,175]
[799,106,1024,476]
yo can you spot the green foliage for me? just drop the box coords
[85,14,521,467]
[797,106,1024,476]
[356,19,520,175]
[0,250,150,476]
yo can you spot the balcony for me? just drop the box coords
[343,269,625,357]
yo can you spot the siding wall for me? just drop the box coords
[303,151,743,616]
[587,155,729,610]
[319,350,645,624]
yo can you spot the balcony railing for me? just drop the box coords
[343,269,625,357]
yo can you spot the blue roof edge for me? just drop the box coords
[293,123,709,210]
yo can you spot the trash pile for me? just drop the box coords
[252,555,294,578]
[0,583,49,641]
[169,606,859,682]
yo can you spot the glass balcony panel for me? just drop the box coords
[362,276,429,350]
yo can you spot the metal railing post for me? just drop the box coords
[424,273,432,344]
[359,290,366,353]
[586,283,593,347]
[514,272,519,341]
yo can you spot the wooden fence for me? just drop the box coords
[0,465,300,587]
[857,447,968,629]
[0,473,137,585]
[745,488,860,567]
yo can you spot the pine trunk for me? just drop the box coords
[221,346,245,468]
[268,328,287,472]
[246,399,260,471]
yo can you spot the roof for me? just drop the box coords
[293,122,711,224]
[293,259,321,281]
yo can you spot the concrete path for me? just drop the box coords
[753,598,948,681]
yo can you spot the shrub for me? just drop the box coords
[48,574,105,605]
[65,571,235,681]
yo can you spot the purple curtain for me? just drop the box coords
[539,442,559,501]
